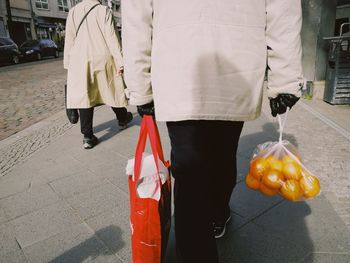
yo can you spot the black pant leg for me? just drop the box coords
[209,121,244,221]
[79,108,94,138]
[111,107,127,122]
[167,120,218,263]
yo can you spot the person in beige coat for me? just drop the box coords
[122,0,303,262]
[64,0,132,149]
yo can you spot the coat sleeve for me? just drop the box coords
[104,7,123,68]
[121,0,154,106]
[63,10,75,69]
[266,0,304,98]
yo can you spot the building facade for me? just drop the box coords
[31,0,71,49]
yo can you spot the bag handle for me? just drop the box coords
[76,4,100,37]
[277,108,290,143]
[133,116,165,184]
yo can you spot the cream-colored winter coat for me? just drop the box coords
[122,0,303,121]
[64,0,127,108]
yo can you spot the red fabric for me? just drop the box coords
[129,116,171,263]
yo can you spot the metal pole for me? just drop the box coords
[5,0,13,38]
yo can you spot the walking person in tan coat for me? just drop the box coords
[122,0,303,261]
[64,0,132,149]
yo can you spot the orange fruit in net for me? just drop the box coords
[282,154,301,164]
[262,169,285,189]
[280,180,303,201]
[260,182,278,196]
[266,156,283,172]
[299,171,320,198]
[250,157,270,180]
[245,173,260,190]
[282,161,302,180]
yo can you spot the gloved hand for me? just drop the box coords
[137,101,155,117]
[269,94,300,117]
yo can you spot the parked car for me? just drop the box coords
[20,39,59,61]
[0,37,20,65]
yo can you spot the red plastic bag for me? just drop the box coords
[128,116,171,263]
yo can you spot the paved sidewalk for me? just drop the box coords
[0,99,350,263]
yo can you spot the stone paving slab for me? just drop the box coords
[7,201,82,248]
[217,222,307,263]
[0,249,28,263]
[253,195,350,254]
[229,182,283,221]
[86,208,131,262]
[65,183,129,221]
[22,223,122,263]
[49,170,110,198]
[300,253,350,263]
[0,184,60,221]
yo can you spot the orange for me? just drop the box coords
[266,156,283,172]
[282,162,302,180]
[245,173,260,190]
[282,155,301,164]
[280,180,303,201]
[250,157,270,180]
[299,172,320,198]
[262,169,285,189]
[259,182,278,196]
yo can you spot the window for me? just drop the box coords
[58,0,69,12]
[35,0,49,9]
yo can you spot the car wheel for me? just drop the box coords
[36,52,42,60]
[12,55,19,64]
[54,50,59,58]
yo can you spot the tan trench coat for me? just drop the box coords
[122,0,304,122]
[64,0,127,109]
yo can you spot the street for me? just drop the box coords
[0,57,66,141]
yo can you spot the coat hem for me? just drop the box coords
[155,111,261,122]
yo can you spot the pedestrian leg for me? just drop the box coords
[79,108,94,138]
[167,120,218,263]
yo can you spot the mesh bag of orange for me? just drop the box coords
[246,111,321,201]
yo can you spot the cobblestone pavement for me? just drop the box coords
[0,58,66,141]
[0,111,73,177]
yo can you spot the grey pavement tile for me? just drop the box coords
[236,155,250,183]
[100,159,129,194]
[86,208,131,262]
[0,223,21,257]
[229,181,283,220]
[65,183,129,221]
[105,126,140,159]
[217,222,308,263]
[8,201,82,248]
[49,170,109,198]
[0,184,60,221]
[0,207,8,224]
[300,252,350,263]
[253,195,350,254]
[0,249,28,263]
[0,173,32,199]
[23,223,122,263]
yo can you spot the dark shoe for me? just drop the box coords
[83,135,98,149]
[213,214,232,239]
[118,112,133,130]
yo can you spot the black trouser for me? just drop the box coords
[79,107,127,137]
[166,120,244,263]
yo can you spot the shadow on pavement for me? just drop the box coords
[48,225,124,263]
[93,113,141,143]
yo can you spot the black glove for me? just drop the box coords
[269,94,300,117]
[137,101,155,117]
